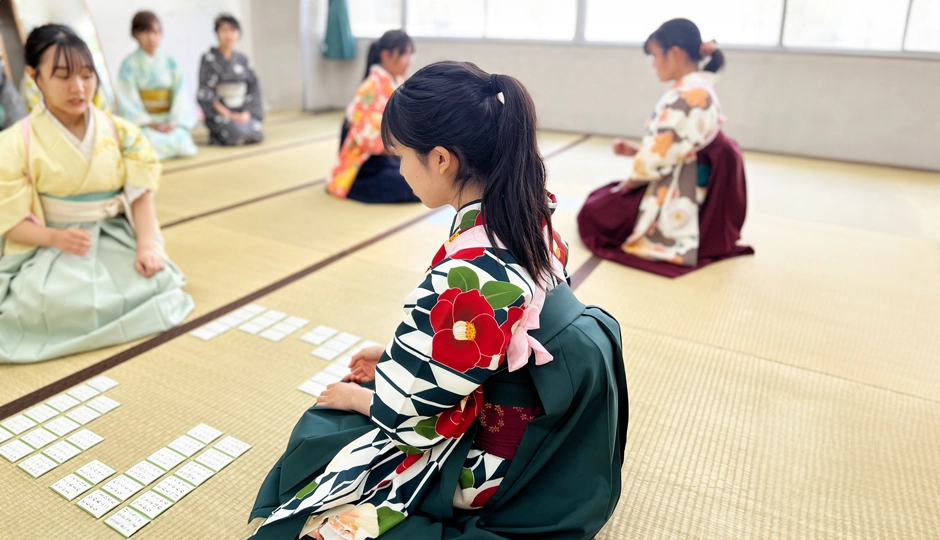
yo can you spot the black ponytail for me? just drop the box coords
[644,18,725,73]
[25,24,97,82]
[363,30,413,80]
[381,61,553,282]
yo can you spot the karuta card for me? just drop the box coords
[204,321,229,334]
[311,347,341,361]
[173,461,214,487]
[195,448,234,472]
[86,395,121,415]
[298,380,326,397]
[75,459,115,484]
[66,405,101,425]
[24,404,58,423]
[66,384,100,402]
[187,424,223,445]
[190,327,217,341]
[101,474,145,501]
[46,394,80,413]
[45,417,80,437]
[1,415,36,435]
[125,460,165,486]
[129,490,174,519]
[18,454,58,478]
[146,447,185,471]
[152,475,194,502]
[105,507,150,538]
[51,473,93,501]
[214,436,252,459]
[21,428,58,450]
[237,321,265,335]
[0,440,34,462]
[67,429,104,451]
[324,363,351,379]
[259,329,288,342]
[77,489,120,519]
[282,316,310,328]
[86,375,119,392]
[43,440,81,464]
[0,427,12,444]
[167,435,205,457]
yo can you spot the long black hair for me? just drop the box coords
[382,61,553,282]
[364,30,413,80]
[644,18,724,73]
[25,24,97,83]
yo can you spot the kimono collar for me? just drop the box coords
[39,101,95,161]
[449,200,483,236]
[676,71,719,90]
[369,65,403,88]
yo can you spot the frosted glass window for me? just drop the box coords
[485,0,577,40]
[783,0,909,50]
[904,0,940,52]
[585,0,784,46]
[406,0,485,38]
[347,0,403,38]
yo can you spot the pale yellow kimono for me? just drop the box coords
[0,103,194,363]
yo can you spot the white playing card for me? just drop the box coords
[45,417,80,437]
[18,454,58,477]
[195,448,234,472]
[146,447,185,471]
[0,427,12,443]
[324,363,351,379]
[298,380,327,397]
[334,332,361,345]
[300,332,328,345]
[75,460,116,485]
[77,489,120,519]
[1,415,36,435]
[101,474,145,501]
[67,429,104,451]
[21,428,58,450]
[167,435,205,457]
[129,490,174,520]
[43,440,81,464]
[320,338,353,353]
[125,460,166,486]
[187,424,223,445]
[218,314,243,327]
[190,327,217,341]
[204,321,229,334]
[86,375,119,392]
[24,404,58,423]
[238,321,265,335]
[214,436,252,459]
[66,405,101,425]
[66,384,100,402]
[46,394,80,413]
[105,507,150,538]
[152,475,194,502]
[311,347,341,361]
[259,329,288,342]
[257,309,287,322]
[51,473,93,501]
[1,440,34,462]
[86,395,121,415]
[312,371,343,386]
[173,461,214,487]
[282,316,309,328]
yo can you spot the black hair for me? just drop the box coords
[25,24,97,82]
[382,61,553,282]
[364,30,413,80]
[131,11,160,36]
[643,18,724,73]
[214,14,240,33]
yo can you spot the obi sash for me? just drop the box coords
[139,88,171,114]
[40,190,135,228]
[217,82,248,109]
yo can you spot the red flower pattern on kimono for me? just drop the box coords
[471,486,499,508]
[430,288,505,373]
[435,387,483,439]
[396,452,423,474]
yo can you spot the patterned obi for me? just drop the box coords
[217,82,248,109]
[478,364,543,460]
[139,89,171,114]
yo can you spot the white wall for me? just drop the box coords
[250,0,303,111]
[301,33,940,171]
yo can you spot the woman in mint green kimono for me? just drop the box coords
[116,11,197,161]
[249,62,628,540]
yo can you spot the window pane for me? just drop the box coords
[783,0,909,50]
[585,0,784,46]
[905,0,940,52]
[485,0,577,40]
[406,0,485,38]
[347,0,402,38]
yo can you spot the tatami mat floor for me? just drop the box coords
[1,112,938,538]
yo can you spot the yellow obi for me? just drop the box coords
[139,89,172,114]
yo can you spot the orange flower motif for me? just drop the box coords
[656,186,669,206]
[680,89,710,109]
[651,132,674,157]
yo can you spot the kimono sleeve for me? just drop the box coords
[110,114,161,191]
[346,79,386,156]
[631,87,720,182]
[115,56,151,126]
[196,52,219,116]
[370,257,530,451]
[168,56,197,129]
[244,58,265,121]
[0,126,33,236]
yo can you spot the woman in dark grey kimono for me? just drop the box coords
[197,14,263,146]
[0,57,27,129]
